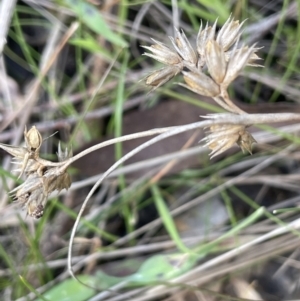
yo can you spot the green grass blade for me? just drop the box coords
[151,185,191,253]
[19,276,50,301]
[195,206,265,254]
[63,0,128,47]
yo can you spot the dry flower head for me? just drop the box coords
[143,15,263,157]
[0,126,71,219]
[142,16,262,94]
[202,123,256,158]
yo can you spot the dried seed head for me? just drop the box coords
[0,128,43,179]
[142,16,262,93]
[205,40,226,84]
[11,173,46,218]
[223,44,257,87]
[12,173,40,196]
[57,142,73,162]
[21,160,43,175]
[25,186,47,218]
[12,157,41,179]
[44,169,71,194]
[202,124,255,158]
[0,143,28,159]
[225,47,262,67]
[44,143,72,194]
[170,29,197,64]
[237,131,257,154]
[57,172,71,191]
[242,51,262,67]
[142,39,182,65]
[27,202,44,219]
[13,165,71,219]
[179,71,220,97]
[196,20,218,61]
[12,165,71,218]
[25,126,42,153]
[2,126,73,219]
[145,65,181,91]
[216,17,245,51]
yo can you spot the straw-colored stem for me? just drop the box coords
[221,88,246,114]
[68,112,300,281]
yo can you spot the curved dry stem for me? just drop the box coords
[67,123,210,280]
[220,88,246,114]
[34,127,176,168]
[68,112,300,281]
[66,111,290,168]
[61,127,176,169]
[212,96,233,112]
[55,112,300,171]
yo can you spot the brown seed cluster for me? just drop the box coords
[143,16,261,95]
[0,127,71,219]
[143,16,262,157]
[202,123,256,158]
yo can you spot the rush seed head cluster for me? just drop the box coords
[0,126,71,218]
[0,16,264,218]
[143,16,262,157]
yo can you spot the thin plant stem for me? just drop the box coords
[67,112,300,280]
[59,112,300,170]
[220,89,246,114]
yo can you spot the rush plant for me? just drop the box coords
[1,17,300,223]
[142,16,262,157]
[2,16,300,289]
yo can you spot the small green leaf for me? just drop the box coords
[69,36,112,59]
[64,0,128,47]
[94,271,127,290]
[94,253,199,289]
[151,185,191,253]
[128,253,198,284]
[35,275,96,301]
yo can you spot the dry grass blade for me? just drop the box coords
[0,0,17,55]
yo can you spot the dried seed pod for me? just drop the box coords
[225,47,262,67]
[44,170,71,194]
[223,44,257,87]
[142,39,182,65]
[26,188,47,219]
[11,172,46,218]
[3,126,73,219]
[237,131,256,154]
[205,40,227,84]
[202,124,255,158]
[145,65,181,91]
[57,142,73,162]
[27,202,44,219]
[0,127,44,179]
[170,29,197,64]
[246,52,263,67]
[216,17,245,51]
[25,126,42,152]
[179,71,220,97]
[196,20,218,60]
[43,143,72,195]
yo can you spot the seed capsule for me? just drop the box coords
[25,126,42,151]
